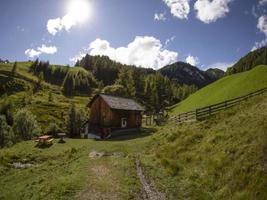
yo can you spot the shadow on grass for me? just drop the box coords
[106,127,157,141]
[58,139,66,144]
[34,143,53,149]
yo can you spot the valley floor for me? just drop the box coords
[1,93,267,200]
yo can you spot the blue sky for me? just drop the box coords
[0,0,266,70]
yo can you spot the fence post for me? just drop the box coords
[209,106,211,116]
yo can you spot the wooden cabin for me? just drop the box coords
[84,94,145,138]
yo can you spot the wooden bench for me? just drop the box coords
[46,138,54,145]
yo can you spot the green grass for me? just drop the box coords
[0,130,153,200]
[1,93,267,200]
[142,93,267,200]
[0,62,89,130]
[170,65,267,114]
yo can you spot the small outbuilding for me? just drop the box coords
[84,94,145,138]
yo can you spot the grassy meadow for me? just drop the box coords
[170,65,267,114]
[0,130,153,200]
[143,93,267,199]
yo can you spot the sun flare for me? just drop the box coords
[67,0,91,23]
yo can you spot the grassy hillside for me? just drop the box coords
[0,62,89,130]
[170,65,267,114]
[142,93,267,199]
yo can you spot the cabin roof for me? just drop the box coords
[88,94,145,111]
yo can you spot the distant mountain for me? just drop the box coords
[205,68,225,80]
[226,46,267,75]
[159,62,224,88]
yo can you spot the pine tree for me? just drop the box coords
[116,68,136,98]
[66,103,77,138]
[11,62,17,76]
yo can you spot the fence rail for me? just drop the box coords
[170,87,267,124]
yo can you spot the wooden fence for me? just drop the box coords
[170,87,267,124]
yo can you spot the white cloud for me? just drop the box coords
[259,0,267,6]
[70,53,86,63]
[164,36,176,47]
[25,49,42,58]
[257,15,267,37]
[194,0,232,24]
[251,15,267,51]
[186,55,199,66]
[206,62,234,72]
[251,38,267,51]
[47,13,78,35]
[25,44,57,58]
[47,18,63,36]
[154,12,167,21]
[37,44,57,54]
[70,36,178,69]
[163,0,190,19]
[47,0,91,35]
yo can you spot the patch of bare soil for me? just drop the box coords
[135,157,166,200]
[88,150,125,159]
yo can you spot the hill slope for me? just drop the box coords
[143,92,267,199]
[0,62,89,130]
[170,65,267,114]
[227,46,267,74]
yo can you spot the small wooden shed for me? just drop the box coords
[85,94,145,137]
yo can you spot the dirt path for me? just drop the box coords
[135,157,166,200]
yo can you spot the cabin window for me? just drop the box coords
[121,118,127,128]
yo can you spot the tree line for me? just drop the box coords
[226,46,267,75]
[28,56,198,112]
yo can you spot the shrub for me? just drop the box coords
[65,104,87,138]
[0,115,15,148]
[0,99,13,126]
[13,109,41,140]
[45,122,61,137]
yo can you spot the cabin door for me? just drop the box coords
[121,118,127,128]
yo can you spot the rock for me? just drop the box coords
[89,151,105,159]
[89,151,126,159]
[13,162,32,169]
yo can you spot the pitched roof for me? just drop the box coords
[89,94,145,111]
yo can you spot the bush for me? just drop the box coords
[45,122,61,137]
[65,104,87,138]
[13,109,41,140]
[0,115,15,148]
[0,99,13,126]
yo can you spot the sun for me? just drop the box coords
[67,0,91,23]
